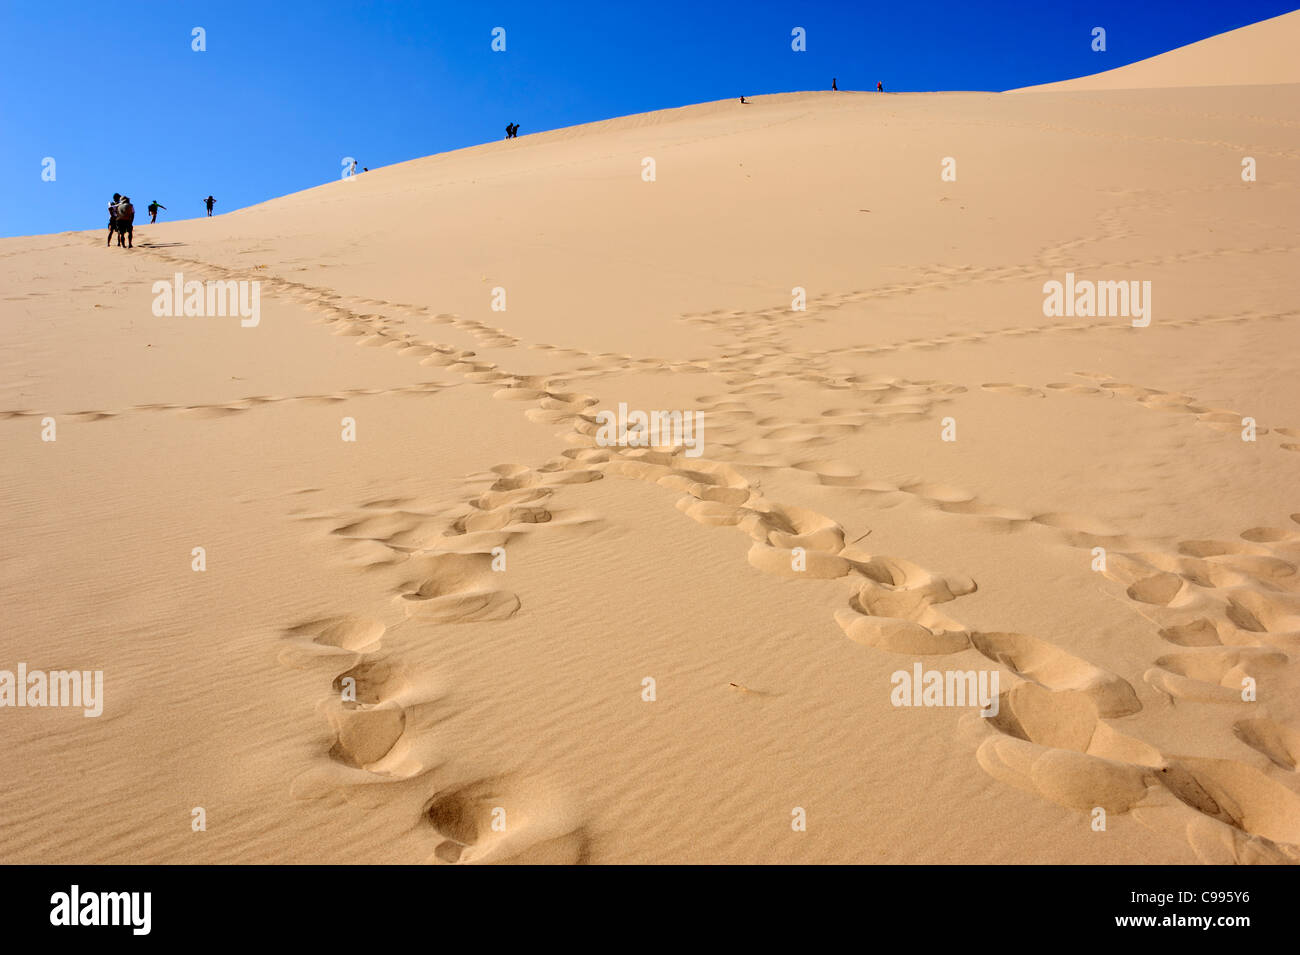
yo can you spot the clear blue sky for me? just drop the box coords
[2,0,1295,238]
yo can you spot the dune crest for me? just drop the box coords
[1016,9,1300,91]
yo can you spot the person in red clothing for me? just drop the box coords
[877,80,884,92]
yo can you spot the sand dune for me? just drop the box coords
[1,15,1298,864]
[1017,9,1300,91]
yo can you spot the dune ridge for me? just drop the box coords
[1016,9,1300,92]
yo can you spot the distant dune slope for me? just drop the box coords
[1016,9,1300,91]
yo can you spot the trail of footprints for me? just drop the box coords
[96,240,1300,863]
[650,459,1300,860]
[281,454,605,863]
[0,382,454,423]
[524,367,1300,862]
[979,369,1300,454]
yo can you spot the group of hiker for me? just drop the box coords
[105,194,146,248]
[744,79,885,104]
[103,87,900,245]
[105,194,216,248]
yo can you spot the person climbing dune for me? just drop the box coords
[106,193,121,247]
[115,196,134,248]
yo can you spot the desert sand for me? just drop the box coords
[2,12,1299,864]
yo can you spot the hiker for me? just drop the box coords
[107,193,121,246]
[115,196,135,248]
[349,159,357,176]
[362,167,368,172]
[832,78,837,91]
[204,195,216,216]
[877,81,883,92]
[505,123,513,139]
[511,122,519,138]
[147,200,165,224]
[740,95,747,104]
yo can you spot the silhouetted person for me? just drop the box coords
[116,196,134,248]
[832,78,837,91]
[363,167,368,172]
[512,123,520,137]
[505,123,513,139]
[877,81,883,92]
[204,195,216,216]
[148,200,165,224]
[107,193,121,246]
[739,95,747,104]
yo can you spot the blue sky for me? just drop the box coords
[2,0,1295,238]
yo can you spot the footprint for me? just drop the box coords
[984,682,1162,765]
[332,657,410,704]
[1184,814,1300,864]
[1179,539,1252,558]
[332,511,432,544]
[1144,648,1287,703]
[285,616,386,653]
[975,735,1153,813]
[1125,572,1186,606]
[1032,512,1124,541]
[791,458,863,486]
[424,780,589,864]
[1215,555,1296,582]
[981,382,1045,398]
[178,403,249,419]
[748,541,852,579]
[1224,590,1300,634]
[970,631,1141,717]
[399,552,520,622]
[1233,718,1300,771]
[675,496,747,528]
[1156,757,1300,846]
[1242,526,1294,543]
[1157,618,1222,647]
[327,702,406,768]
[837,608,972,654]
[900,482,976,505]
[403,589,521,622]
[453,504,551,535]
[749,503,845,553]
